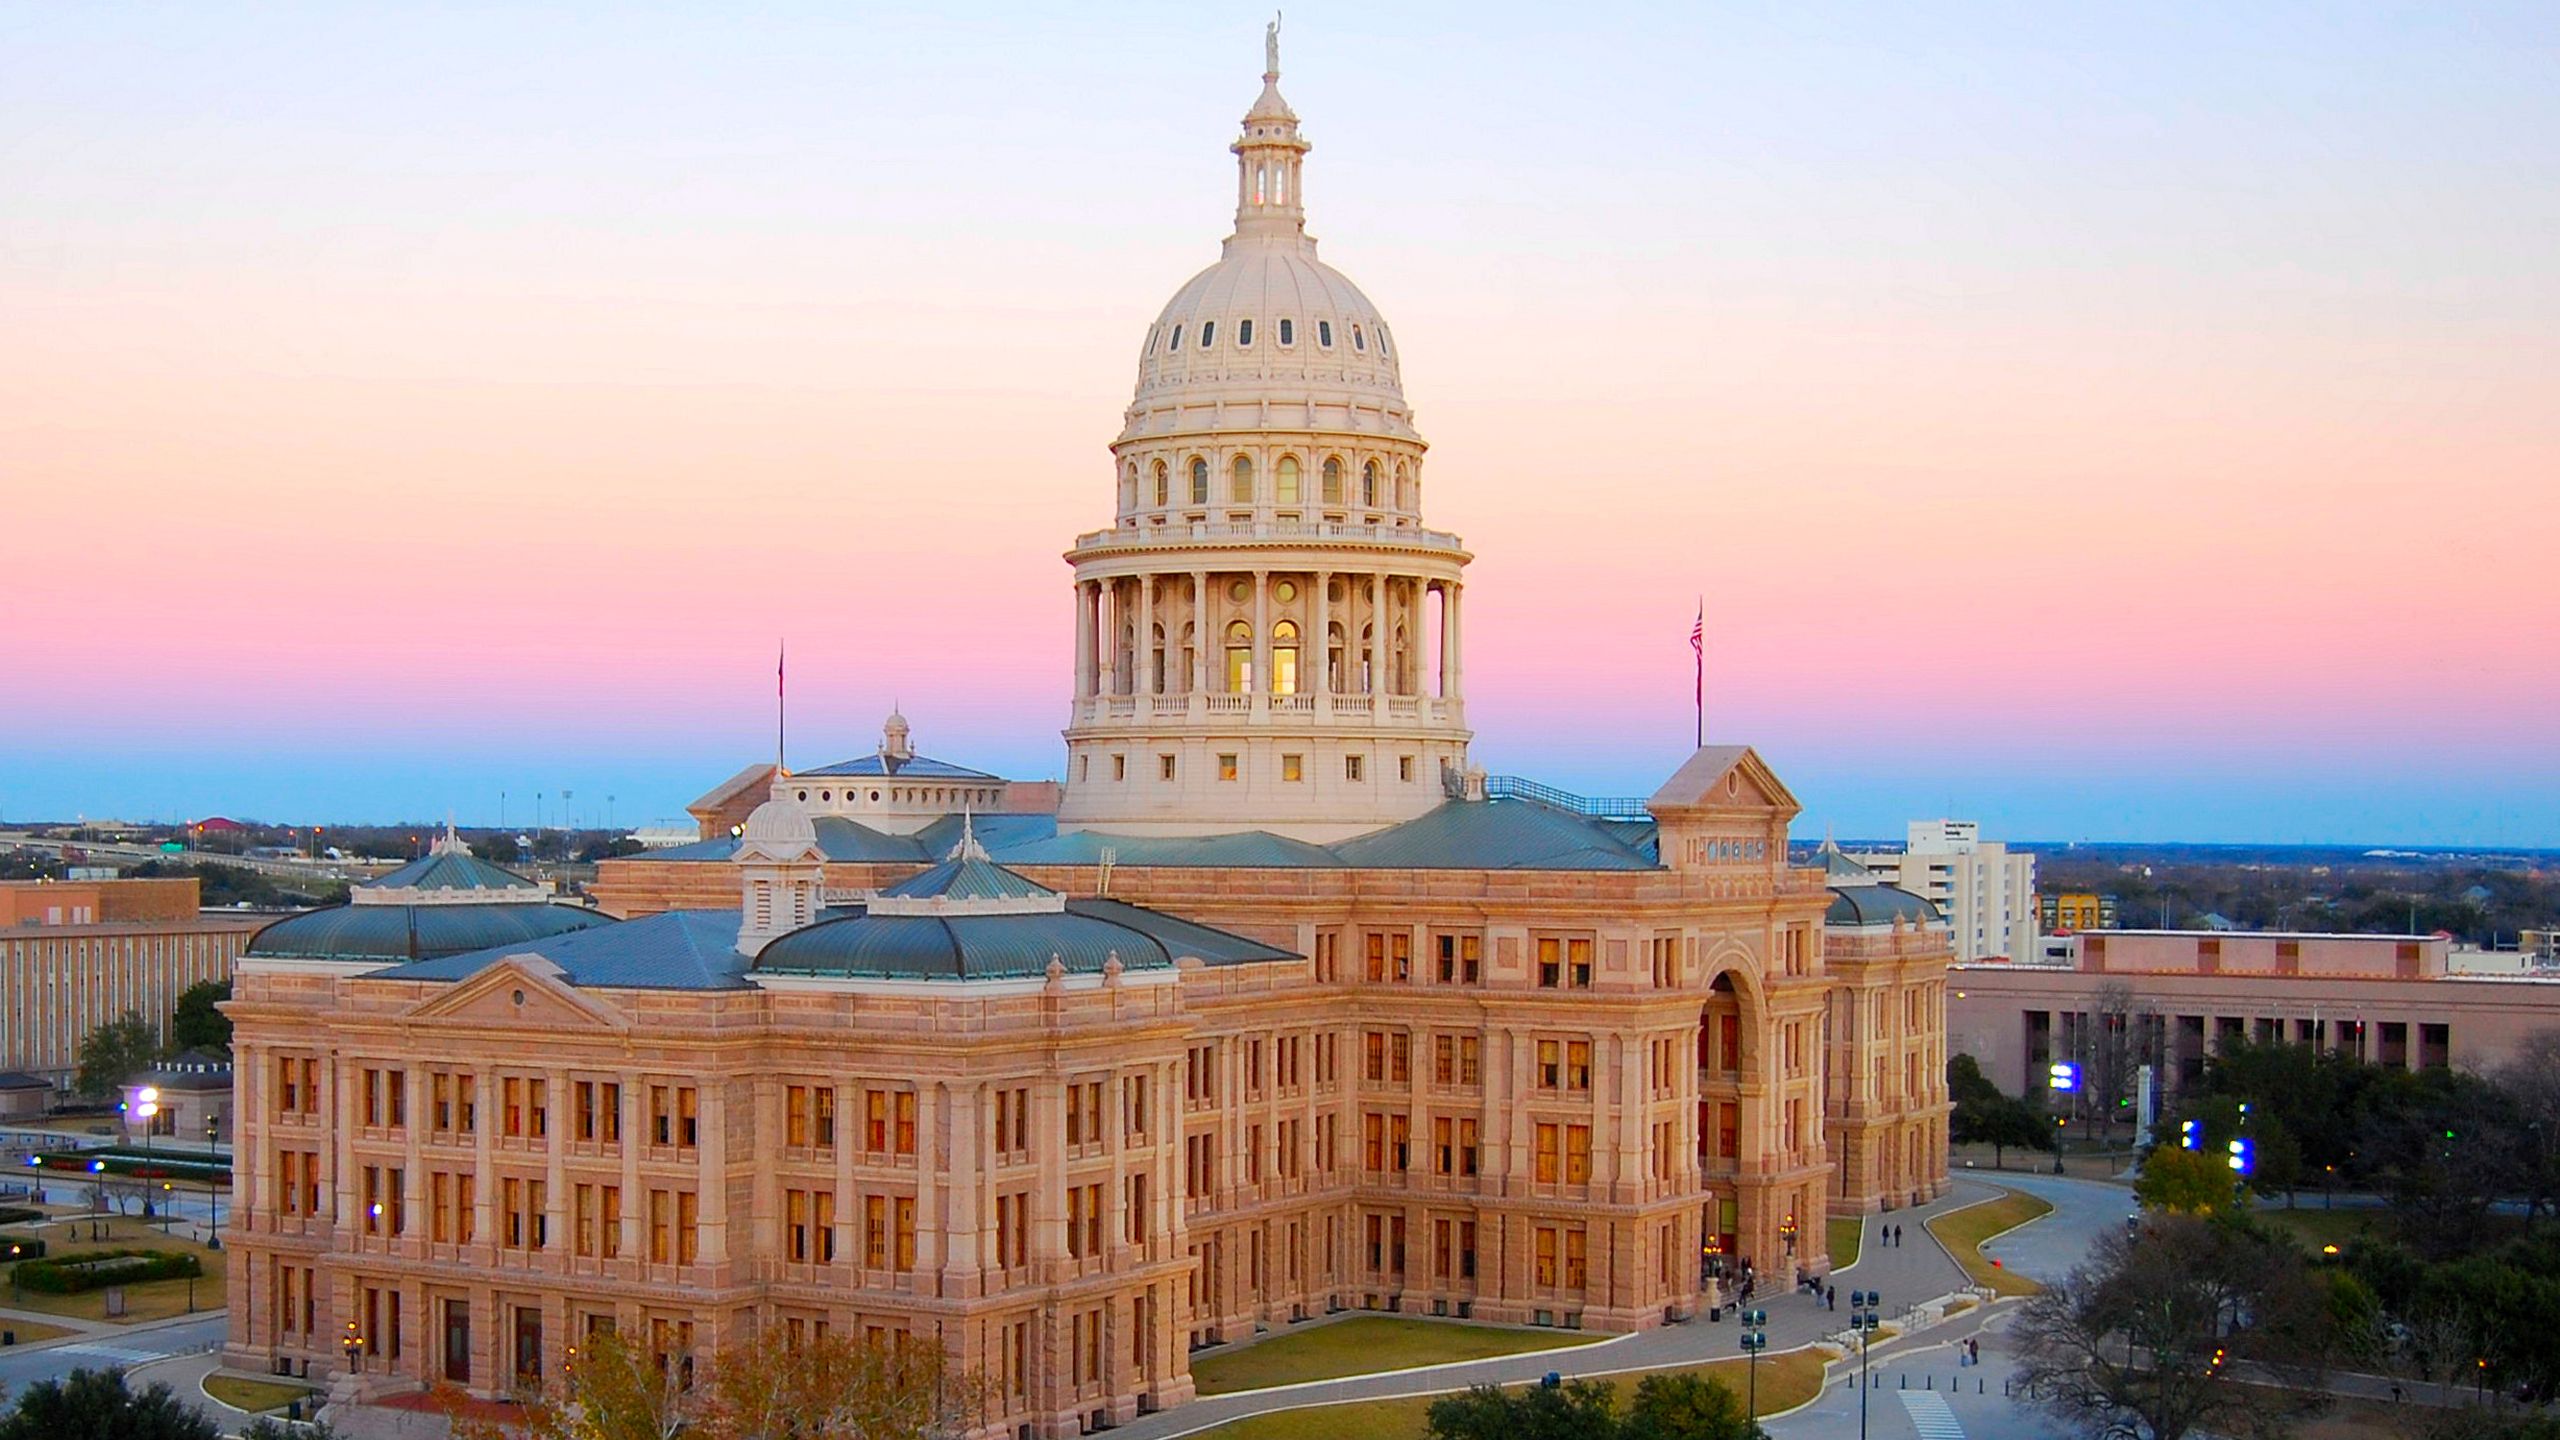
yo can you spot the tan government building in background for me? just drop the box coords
[222,38,1953,1438]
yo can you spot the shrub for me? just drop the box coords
[12,1248,201,1294]
[0,1207,41,1226]
[0,1234,46,1260]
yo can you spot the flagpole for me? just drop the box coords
[1691,598,1705,750]
[777,639,788,775]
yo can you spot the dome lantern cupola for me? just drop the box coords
[1230,18,1311,247]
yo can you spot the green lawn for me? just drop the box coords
[1191,1347,1830,1439]
[3,1215,224,1324]
[1829,1216,1862,1269]
[1926,1190,2053,1297]
[2253,1206,2383,1254]
[1192,1316,1605,1396]
[204,1375,317,1415]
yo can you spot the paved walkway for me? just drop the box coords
[1099,1183,1989,1439]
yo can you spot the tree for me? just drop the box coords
[1426,1381,1623,1440]
[448,1329,688,1440]
[2494,1028,2560,1223]
[2077,982,2158,1142]
[0,1367,222,1440]
[471,834,522,864]
[1621,1372,1763,1440]
[1949,1055,2055,1168]
[168,979,232,1054]
[74,1010,160,1101]
[695,1325,984,1440]
[2015,1214,2340,1440]
[2135,1144,2237,1215]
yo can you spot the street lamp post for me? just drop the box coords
[1739,1308,1768,1423]
[134,1088,161,1227]
[1852,1290,1884,1440]
[204,1112,222,1250]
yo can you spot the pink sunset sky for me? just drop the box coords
[3,3,2554,844]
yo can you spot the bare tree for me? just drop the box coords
[2078,982,2158,1143]
[2015,1214,2337,1440]
[2494,1028,2560,1222]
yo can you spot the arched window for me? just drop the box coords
[1322,456,1344,504]
[1225,620,1254,693]
[1150,623,1168,694]
[1276,456,1300,504]
[1271,619,1300,695]
[1230,454,1254,503]
[1119,465,1136,510]
[1395,462,1409,510]
[1362,460,1379,508]
[1279,318,1295,346]
[1178,621,1196,692]
[1327,621,1347,692]
[1237,319,1254,347]
[1190,458,1210,505]
[1153,460,1169,507]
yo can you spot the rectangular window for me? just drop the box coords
[1160,753,1177,780]
[1282,753,1303,782]
[1399,755,1415,782]
[1567,1040,1592,1091]
[1566,1124,1591,1184]
[1113,753,1127,781]
[1346,754,1365,782]
[1218,753,1239,781]
[1535,1122,1560,1183]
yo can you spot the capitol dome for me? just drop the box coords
[1135,247,1404,408]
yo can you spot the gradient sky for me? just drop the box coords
[4,2,2554,844]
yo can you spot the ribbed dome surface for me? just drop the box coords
[1135,242,1403,405]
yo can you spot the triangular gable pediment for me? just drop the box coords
[1648,744,1801,820]
[400,952,631,1034]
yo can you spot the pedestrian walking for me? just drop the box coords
[1893,1223,1903,1248]
[1826,1286,1836,1312]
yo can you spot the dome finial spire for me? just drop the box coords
[1265,12,1282,79]
[1232,19,1309,243]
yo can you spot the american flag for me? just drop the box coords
[1690,601,1704,746]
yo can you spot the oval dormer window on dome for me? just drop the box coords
[1200,321,1216,347]
[1169,324,1183,352]
[1318,320,1334,348]
[1353,324,1366,352]
[1237,319,1254,347]
[1190,457,1210,505]
[1278,318,1294,346]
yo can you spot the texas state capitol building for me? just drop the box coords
[223,41,1953,1438]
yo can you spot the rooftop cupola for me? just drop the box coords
[734,798,825,958]
[881,707,914,765]
[1230,17,1311,248]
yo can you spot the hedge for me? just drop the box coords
[12,1248,201,1293]
[0,1207,40,1226]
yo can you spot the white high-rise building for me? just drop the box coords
[1846,820,2038,963]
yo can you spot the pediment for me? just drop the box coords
[400,953,631,1034]
[1648,744,1801,819]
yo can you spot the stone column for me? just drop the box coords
[1073,580,1095,699]
[1252,570,1271,705]
[1446,581,1464,700]
[1097,579,1119,697]
[1366,574,1386,715]
[1193,570,1213,696]
[1139,574,1158,699]
[1313,569,1332,700]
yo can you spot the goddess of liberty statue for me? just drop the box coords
[1265,13,1281,76]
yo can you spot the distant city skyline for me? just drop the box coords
[5,3,2553,846]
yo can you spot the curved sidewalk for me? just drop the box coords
[1104,1182,1989,1439]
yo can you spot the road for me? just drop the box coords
[1767,1171,2132,1440]
[0,1312,226,1395]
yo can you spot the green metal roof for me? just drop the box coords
[248,902,610,964]
[362,849,539,892]
[879,857,1056,902]
[752,896,1295,981]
